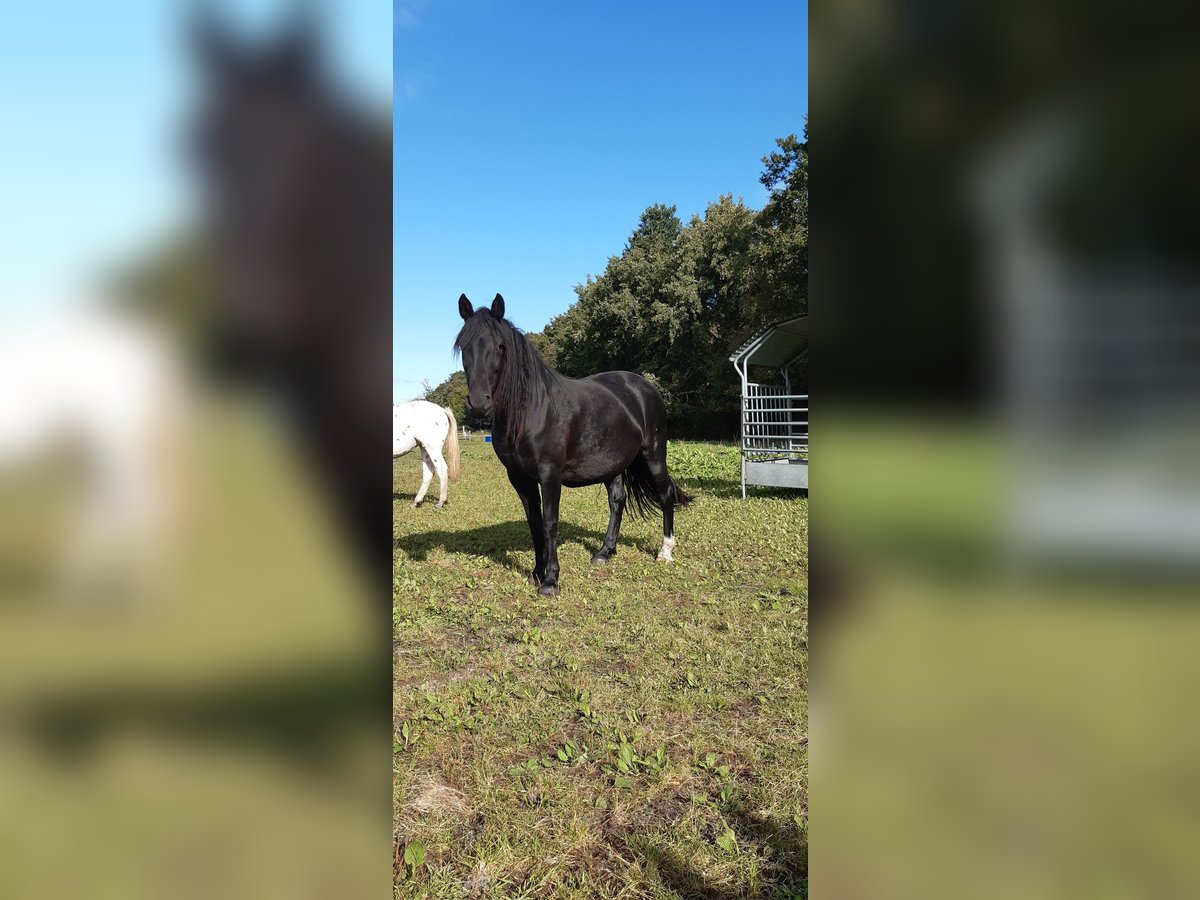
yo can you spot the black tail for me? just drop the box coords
[625,455,693,519]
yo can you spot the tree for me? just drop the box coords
[422,371,488,430]
[424,130,808,439]
[746,124,809,333]
[543,196,761,436]
[626,202,684,253]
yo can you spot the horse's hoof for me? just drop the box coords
[435,501,446,508]
[591,552,611,565]
[538,582,559,597]
[410,500,420,509]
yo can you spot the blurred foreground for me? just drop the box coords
[0,3,389,897]
[817,416,1200,897]
[815,0,1200,895]
[0,374,383,898]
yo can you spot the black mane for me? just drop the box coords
[454,313,556,443]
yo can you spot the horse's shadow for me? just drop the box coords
[629,805,807,898]
[394,516,658,573]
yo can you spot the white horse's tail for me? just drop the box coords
[443,406,461,482]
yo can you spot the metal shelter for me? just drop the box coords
[730,316,808,497]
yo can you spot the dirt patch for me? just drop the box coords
[394,664,482,695]
[402,770,475,821]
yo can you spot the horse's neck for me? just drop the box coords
[489,405,527,455]
[492,393,541,451]
[491,408,512,443]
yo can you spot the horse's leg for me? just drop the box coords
[412,446,434,508]
[643,453,678,562]
[537,476,563,595]
[428,445,449,507]
[507,470,545,584]
[592,474,625,564]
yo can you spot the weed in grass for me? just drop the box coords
[402,841,426,879]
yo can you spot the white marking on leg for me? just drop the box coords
[657,534,676,562]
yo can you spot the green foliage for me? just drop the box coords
[402,841,425,879]
[555,738,587,763]
[420,370,488,430]
[544,133,807,437]
[607,734,667,778]
[420,131,808,440]
[668,441,742,483]
[626,202,685,253]
[748,123,809,346]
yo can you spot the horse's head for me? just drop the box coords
[455,293,508,417]
[188,4,332,365]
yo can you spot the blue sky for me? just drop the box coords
[0,0,804,394]
[394,0,808,401]
[0,1,389,314]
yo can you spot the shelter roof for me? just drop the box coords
[729,315,808,371]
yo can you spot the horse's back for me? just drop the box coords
[582,370,657,396]
[549,370,668,472]
[393,400,448,455]
[580,371,666,424]
[395,400,448,427]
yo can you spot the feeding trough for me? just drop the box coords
[730,316,808,497]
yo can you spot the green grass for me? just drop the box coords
[393,440,808,898]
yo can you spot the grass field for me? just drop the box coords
[393,439,808,899]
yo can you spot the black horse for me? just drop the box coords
[455,294,691,596]
[189,7,391,587]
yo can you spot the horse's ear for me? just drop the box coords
[275,0,319,80]
[190,1,236,74]
[491,294,505,320]
[458,294,473,321]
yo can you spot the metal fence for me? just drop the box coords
[729,315,808,497]
[742,384,808,457]
[740,385,808,496]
